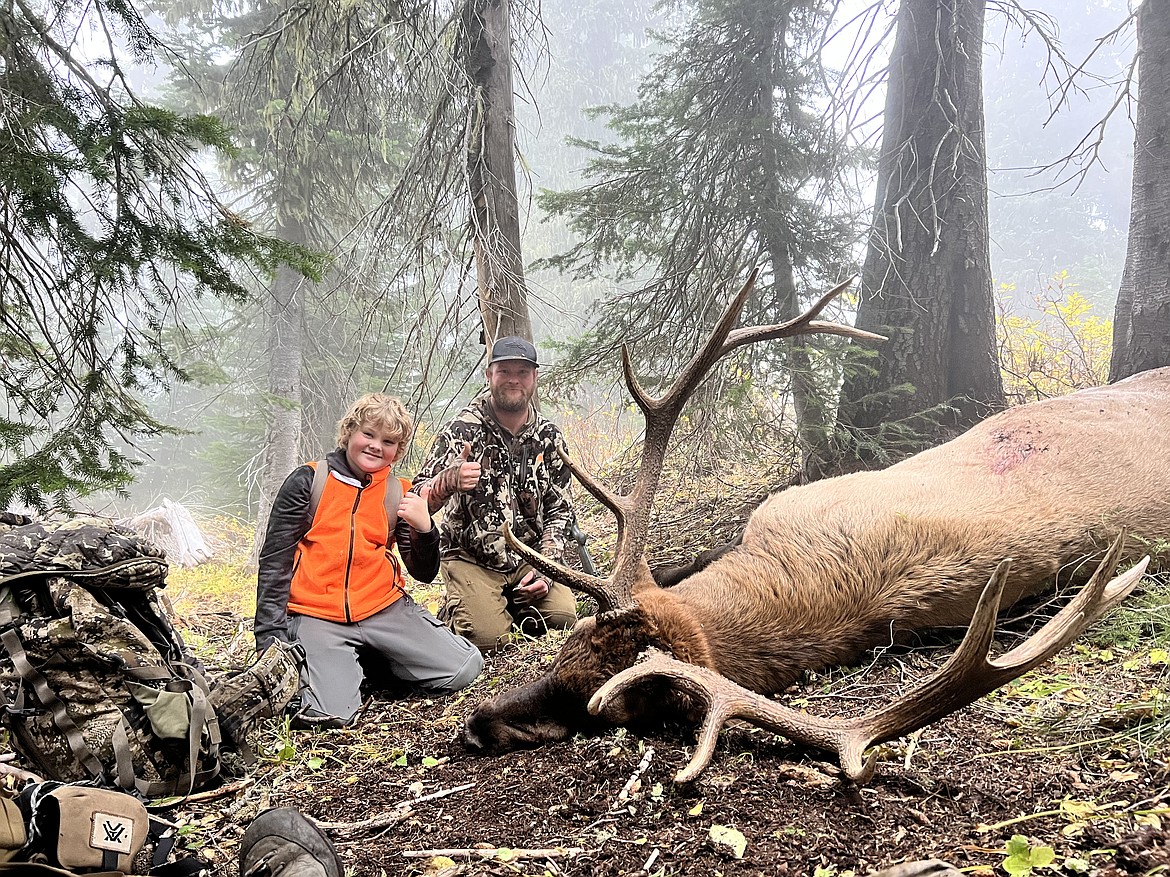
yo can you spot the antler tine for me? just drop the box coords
[851,531,1144,753]
[558,446,629,533]
[589,534,1146,784]
[502,525,626,613]
[722,276,887,354]
[590,649,872,783]
[597,267,762,609]
[647,265,762,417]
[578,270,883,616]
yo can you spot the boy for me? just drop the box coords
[254,393,483,726]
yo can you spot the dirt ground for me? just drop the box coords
[160,601,1170,877]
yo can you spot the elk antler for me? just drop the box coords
[588,531,1147,783]
[505,269,886,614]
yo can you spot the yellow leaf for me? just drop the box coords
[708,825,747,858]
[688,801,704,816]
[1061,799,1098,819]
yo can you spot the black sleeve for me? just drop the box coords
[395,517,440,584]
[254,465,314,651]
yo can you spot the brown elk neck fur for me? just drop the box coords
[632,367,1170,697]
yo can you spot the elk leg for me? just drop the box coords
[651,533,744,588]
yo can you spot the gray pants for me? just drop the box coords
[288,596,483,721]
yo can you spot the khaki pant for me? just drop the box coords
[440,556,578,651]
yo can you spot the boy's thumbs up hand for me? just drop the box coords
[457,442,481,491]
[398,491,432,532]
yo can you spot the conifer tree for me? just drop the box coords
[1111,0,1170,379]
[0,0,316,511]
[537,0,862,475]
[837,0,1004,446]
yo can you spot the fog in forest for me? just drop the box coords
[3,0,1143,524]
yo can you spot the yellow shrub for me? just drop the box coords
[997,273,1112,404]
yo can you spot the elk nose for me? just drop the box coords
[461,716,487,752]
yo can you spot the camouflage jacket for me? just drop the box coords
[412,394,574,573]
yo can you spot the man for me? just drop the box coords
[413,336,578,650]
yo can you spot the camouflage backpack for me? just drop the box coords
[0,516,299,799]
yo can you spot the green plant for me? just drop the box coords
[265,717,297,764]
[1001,834,1056,876]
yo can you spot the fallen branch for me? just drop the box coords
[184,777,255,804]
[403,847,583,861]
[0,762,43,784]
[147,777,256,809]
[613,746,654,808]
[316,782,474,833]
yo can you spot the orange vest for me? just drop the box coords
[288,463,410,623]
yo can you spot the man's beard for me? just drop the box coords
[491,386,530,413]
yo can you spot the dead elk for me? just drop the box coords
[462,271,1169,780]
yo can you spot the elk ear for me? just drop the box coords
[631,559,659,595]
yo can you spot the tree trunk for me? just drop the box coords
[838,0,1003,441]
[250,242,307,567]
[465,0,532,347]
[752,1,831,480]
[1110,0,1170,381]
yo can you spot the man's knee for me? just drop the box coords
[539,585,578,630]
[441,561,513,650]
[459,615,513,652]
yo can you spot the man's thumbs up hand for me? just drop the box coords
[457,442,481,492]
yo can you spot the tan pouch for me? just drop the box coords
[0,797,25,863]
[48,785,147,874]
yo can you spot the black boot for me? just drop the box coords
[239,808,342,877]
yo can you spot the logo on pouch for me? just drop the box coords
[91,811,135,854]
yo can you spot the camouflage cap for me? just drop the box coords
[489,336,538,367]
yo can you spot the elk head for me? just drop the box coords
[464,269,884,753]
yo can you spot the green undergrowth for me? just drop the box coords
[166,559,255,618]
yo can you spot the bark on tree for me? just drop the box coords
[838,0,1003,439]
[464,0,532,347]
[1110,0,1170,381]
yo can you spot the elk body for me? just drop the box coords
[463,274,1167,779]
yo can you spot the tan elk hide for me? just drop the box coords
[461,272,1167,781]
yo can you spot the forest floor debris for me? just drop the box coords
[111,581,1170,877]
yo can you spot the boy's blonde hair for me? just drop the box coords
[336,393,414,447]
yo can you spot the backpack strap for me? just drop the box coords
[384,475,402,545]
[307,460,403,546]
[307,460,329,525]
[0,626,106,783]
